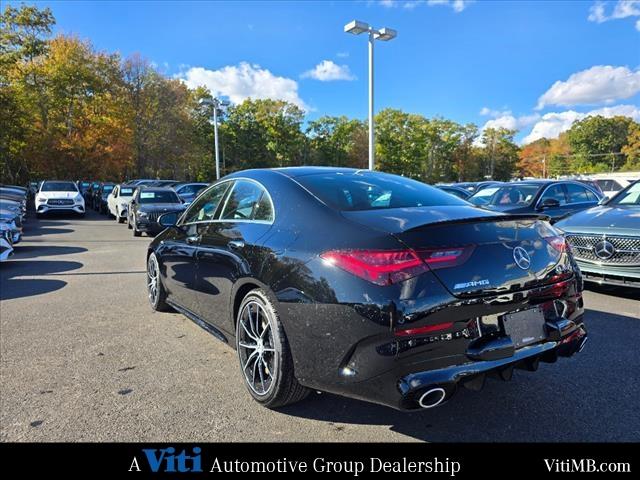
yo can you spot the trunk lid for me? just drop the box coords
[342,206,562,297]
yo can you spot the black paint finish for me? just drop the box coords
[149,168,587,410]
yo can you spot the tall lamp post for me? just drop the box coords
[199,97,229,180]
[344,20,397,171]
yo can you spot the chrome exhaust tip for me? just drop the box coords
[417,387,447,409]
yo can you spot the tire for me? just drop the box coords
[117,215,125,224]
[235,289,309,409]
[127,214,132,229]
[147,252,171,312]
[133,221,141,237]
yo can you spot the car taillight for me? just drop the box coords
[320,249,427,286]
[415,246,475,270]
[320,246,473,286]
[545,235,569,253]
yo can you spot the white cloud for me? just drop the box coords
[381,0,473,11]
[480,107,512,117]
[588,1,640,28]
[427,0,474,12]
[301,60,355,81]
[179,62,307,110]
[480,113,540,132]
[522,104,640,144]
[536,65,640,109]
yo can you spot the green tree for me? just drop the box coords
[566,115,634,172]
[621,122,640,171]
[0,4,55,183]
[306,116,367,168]
[480,128,519,181]
[222,99,306,170]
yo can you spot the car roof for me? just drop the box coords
[273,166,366,178]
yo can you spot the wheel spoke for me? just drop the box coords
[240,317,258,341]
[239,341,258,350]
[260,319,271,338]
[244,349,259,370]
[258,358,266,392]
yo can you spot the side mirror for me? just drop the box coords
[158,211,179,228]
[539,198,560,210]
[598,196,609,205]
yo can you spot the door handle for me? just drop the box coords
[186,235,201,244]
[228,240,245,250]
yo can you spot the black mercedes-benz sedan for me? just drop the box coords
[128,187,185,237]
[468,180,602,223]
[146,168,587,411]
[556,180,640,288]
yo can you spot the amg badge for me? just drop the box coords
[454,279,490,290]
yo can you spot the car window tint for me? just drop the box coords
[182,182,230,223]
[566,184,593,203]
[221,180,273,221]
[253,192,274,221]
[297,172,466,211]
[540,185,566,205]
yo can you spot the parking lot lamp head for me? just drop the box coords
[344,20,369,35]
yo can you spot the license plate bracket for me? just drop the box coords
[501,307,547,348]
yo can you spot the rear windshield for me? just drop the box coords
[102,185,114,193]
[139,191,180,204]
[41,182,78,192]
[120,187,134,196]
[296,172,467,211]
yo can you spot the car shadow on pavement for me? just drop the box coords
[11,245,88,260]
[278,307,639,442]
[23,227,75,237]
[0,260,83,301]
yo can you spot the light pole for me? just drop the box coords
[199,97,229,180]
[344,20,397,171]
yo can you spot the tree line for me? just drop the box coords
[2,5,639,186]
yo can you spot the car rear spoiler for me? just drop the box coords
[403,213,552,232]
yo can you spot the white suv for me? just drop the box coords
[107,184,135,223]
[35,181,85,217]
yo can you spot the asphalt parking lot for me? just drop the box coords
[1,211,638,442]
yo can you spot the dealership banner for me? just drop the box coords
[1,443,634,476]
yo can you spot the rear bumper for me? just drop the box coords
[277,261,586,411]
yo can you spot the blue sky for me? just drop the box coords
[10,0,640,143]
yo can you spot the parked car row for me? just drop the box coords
[0,184,27,261]
[80,178,209,237]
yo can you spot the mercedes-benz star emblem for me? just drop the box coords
[593,240,615,260]
[513,246,531,270]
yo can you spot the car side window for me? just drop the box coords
[182,182,230,224]
[220,180,274,222]
[566,184,595,203]
[539,185,567,205]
